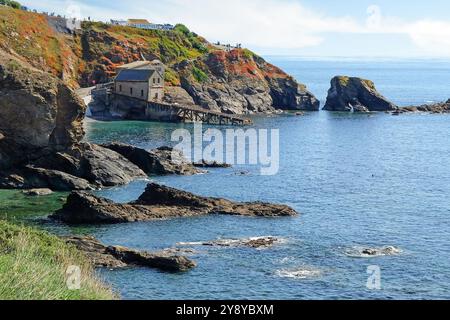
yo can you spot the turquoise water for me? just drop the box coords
[82,58,450,300]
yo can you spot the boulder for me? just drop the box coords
[65,236,196,272]
[323,76,398,112]
[1,143,148,191]
[0,166,93,191]
[51,183,299,224]
[101,143,202,175]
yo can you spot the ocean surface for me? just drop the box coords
[2,57,450,300]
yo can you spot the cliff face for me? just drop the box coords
[0,7,318,114]
[323,76,397,112]
[176,50,319,114]
[0,53,85,169]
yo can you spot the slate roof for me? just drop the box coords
[128,19,151,24]
[117,61,153,70]
[115,69,156,82]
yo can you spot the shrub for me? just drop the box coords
[192,66,208,83]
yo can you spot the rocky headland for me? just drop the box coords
[174,49,320,114]
[51,183,299,224]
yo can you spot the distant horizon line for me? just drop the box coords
[261,55,450,61]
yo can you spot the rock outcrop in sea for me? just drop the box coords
[51,183,299,224]
[323,76,398,112]
[65,236,196,272]
[394,99,450,114]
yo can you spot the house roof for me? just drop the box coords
[127,19,151,24]
[115,69,156,82]
[117,61,153,70]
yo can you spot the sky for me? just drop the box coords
[20,0,450,58]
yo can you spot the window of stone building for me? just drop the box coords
[141,89,144,97]
[119,85,122,92]
[130,87,133,95]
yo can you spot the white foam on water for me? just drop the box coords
[276,267,321,279]
[345,246,403,258]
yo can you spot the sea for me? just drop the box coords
[2,56,450,300]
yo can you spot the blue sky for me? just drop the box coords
[20,0,450,58]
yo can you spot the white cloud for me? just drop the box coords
[360,5,450,55]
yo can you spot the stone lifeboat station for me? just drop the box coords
[91,61,250,125]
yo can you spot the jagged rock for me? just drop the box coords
[163,86,196,106]
[51,183,299,224]
[323,76,398,112]
[397,100,450,114]
[102,143,202,175]
[176,50,319,114]
[76,143,147,187]
[0,166,94,191]
[65,236,196,272]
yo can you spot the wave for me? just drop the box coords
[276,267,321,279]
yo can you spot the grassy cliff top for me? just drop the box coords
[0,220,116,300]
[336,76,375,90]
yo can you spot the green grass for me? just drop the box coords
[192,66,208,83]
[0,0,21,9]
[0,220,116,300]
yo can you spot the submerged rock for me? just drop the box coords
[22,188,54,196]
[102,143,203,175]
[323,76,398,112]
[65,236,196,272]
[193,160,232,168]
[177,236,280,249]
[51,183,299,224]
